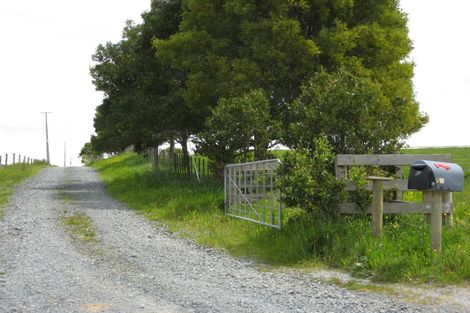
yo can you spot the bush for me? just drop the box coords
[348,166,372,211]
[196,89,276,176]
[278,136,345,217]
[284,69,427,154]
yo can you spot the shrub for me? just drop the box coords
[278,136,345,217]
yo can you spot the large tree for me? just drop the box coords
[284,69,424,154]
[153,0,318,167]
[88,0,184,154]
[85,0,427,165]
[286,0,426,150]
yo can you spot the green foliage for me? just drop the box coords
[88,1,184,154]
[195,89,276,175]
[285,69,426,154]
[79,140,102,165]
[0,163,49,219]
[153,0,318,149]
[348,166,372,211]
[87,0,427,170]
[278,136,345,216]
[61,213,97,243]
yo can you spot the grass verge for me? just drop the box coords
[92,152,470,284]
[60,211,97,243]
[0,163,49,219]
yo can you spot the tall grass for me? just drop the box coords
[93,152,470,284]
[0,163,49,218]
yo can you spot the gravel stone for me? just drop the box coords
[0,167,466,312]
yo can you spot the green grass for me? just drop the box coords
[0,163,49,219]
[327,277,398,295]
[92,152,470,284]
[60,211,97,243]
[403,146,470,173]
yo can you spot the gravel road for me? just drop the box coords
[0,167,466,312]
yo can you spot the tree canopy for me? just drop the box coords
[84,0,427,172]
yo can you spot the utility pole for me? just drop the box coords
[63,141,67,167]
[41,112,52,164]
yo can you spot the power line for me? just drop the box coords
[0,7,113,31]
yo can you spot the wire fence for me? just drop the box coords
[0,153,42,168]
[154,149,213,179]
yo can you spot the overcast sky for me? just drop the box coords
[0,1,469,167]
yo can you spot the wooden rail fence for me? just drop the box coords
[336,154,454,252]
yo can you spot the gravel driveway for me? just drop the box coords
[0,167,465,312]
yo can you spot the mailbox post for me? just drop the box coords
[408,160,464,253]
[431,192,443,252]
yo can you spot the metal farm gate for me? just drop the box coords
[224,159,282,229]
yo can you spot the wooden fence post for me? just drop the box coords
[442,192,453,227]
[0,155,2,166]
[395,166,404,201]
[13,153,16,164]
[174,154,177,173]
[151,147,159,172]
[197,158,201,178]
[423,191,432,224]
[372,180,384,237]
[431,191,443,253]
[188,155,192,175]
[5,154,8,167]
[368,176,392,237]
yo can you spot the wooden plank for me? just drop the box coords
[344,179,409,191]
[336,154,451,166]
[340,202,453,214]
[335,164,348,179]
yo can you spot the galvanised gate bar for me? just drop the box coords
[224,159,282,229]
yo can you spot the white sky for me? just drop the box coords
[401,0,470,148]
[0,0,149,166]
[0,1,469,167]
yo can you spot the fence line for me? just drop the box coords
[1,153,42,168]
[149,148,213,179]
[336,154,456,252]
